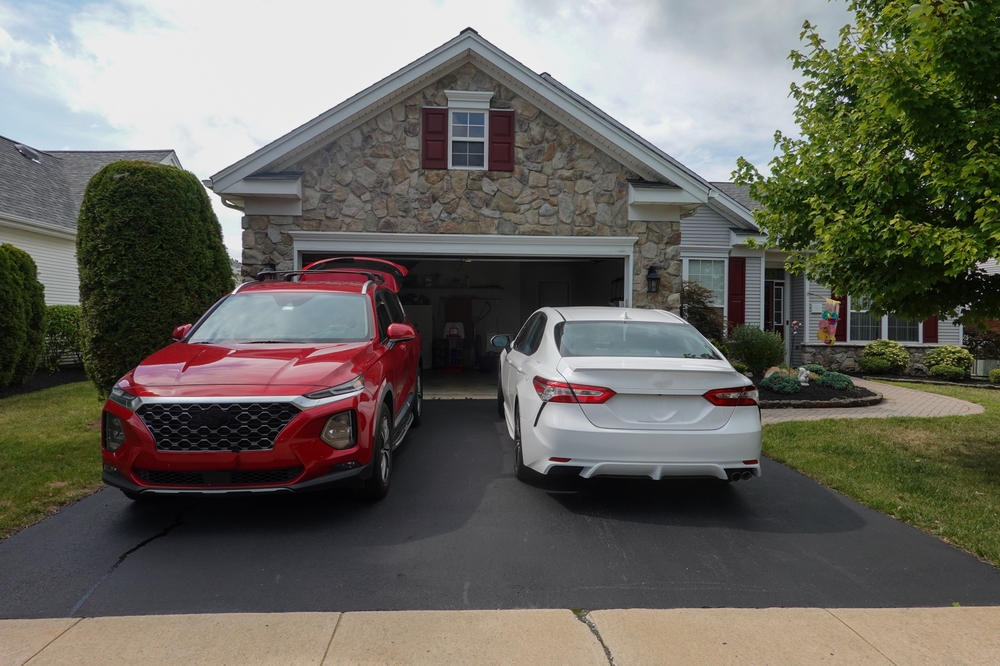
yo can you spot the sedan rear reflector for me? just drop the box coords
[703,385,759,407]
[532,376,616,404]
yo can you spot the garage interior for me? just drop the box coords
[301,253,626,397]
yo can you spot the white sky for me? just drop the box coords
[0,0,853,259]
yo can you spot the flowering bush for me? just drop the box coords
[923,345,974,375]
[860,339,909,374]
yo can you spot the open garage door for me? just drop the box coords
[291,232,636,396]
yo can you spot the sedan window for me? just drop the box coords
[188,292,372,344]
[554,321,722,359]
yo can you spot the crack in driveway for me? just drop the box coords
[573,609,617,666]
[68,511,185,617]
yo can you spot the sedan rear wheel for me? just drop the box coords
[514,402,530,482]
[363,409,392,500]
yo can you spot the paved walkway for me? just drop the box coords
[762,378,984,424]
[4,607,999,665]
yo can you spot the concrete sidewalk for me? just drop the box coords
[4,607,999,665]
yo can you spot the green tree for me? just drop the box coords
[735,0,1000,323]
[5,246,46,385]
[77,161,234,397]
[0,245,28,389]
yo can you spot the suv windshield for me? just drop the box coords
[188,292,372,344]
[554,321,721,359]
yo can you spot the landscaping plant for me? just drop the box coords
[990,368,1000,384]
[816,371,855,390]
[42,305,83,371]
[726,325,785,375]
[857,355,892,375]
[802,363,826,375]
[77,161,234,397]
[923,345,974,376]
[0,244,46,390]
[680,281,725,342]
[759,374,801,394]
[860,339,909,374]
[929,365,966,382]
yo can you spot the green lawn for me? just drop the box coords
[764,381,1000,567]
[0,381,104,539]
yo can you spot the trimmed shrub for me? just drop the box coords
[727,325,786,375]
[803,363,826,375]
[78,161,234,397]
[924,345,974,375]
[929,364,966,382]
[989,368,1000,384]
[710,339,731,360]
[860,339,909,374]
[759,374,801,394]
[857,355,892,374]
[681,281,725,343]
[731,362,750,375]
[43,305,83,371]
[0,245,46,390]
[816,371,854,390]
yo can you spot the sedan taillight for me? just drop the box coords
[532,376,616,404]
[703,385,759,407]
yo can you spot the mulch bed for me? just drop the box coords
[0,368,88,400]
[758,381,880,409]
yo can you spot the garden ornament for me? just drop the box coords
[798,367,810,386]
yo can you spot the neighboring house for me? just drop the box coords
[205,28,961,373]
[0,135,181,305]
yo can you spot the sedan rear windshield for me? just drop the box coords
[554,321,722,359]
[188,292,372,344]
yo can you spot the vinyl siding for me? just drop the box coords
[743,256,762,328]
[0,223,79,305]
[681,207,735,248]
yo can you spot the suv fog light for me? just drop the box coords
[320,412,355,449]
[104,414,126,451]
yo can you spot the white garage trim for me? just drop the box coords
[289,231,638,305]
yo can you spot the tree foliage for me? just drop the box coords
[77,161,234,397]
[0,244,45,390]
[735,0,1000,323]
[680,281,726,342]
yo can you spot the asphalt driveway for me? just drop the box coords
[2,400,1000,619]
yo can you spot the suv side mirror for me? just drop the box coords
[172,324,193,341]
[490,334,511,349]
[386,322,417,342]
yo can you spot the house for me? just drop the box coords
[206,28,961,374]
[0,135,181,305]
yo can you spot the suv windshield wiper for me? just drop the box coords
[244,340,290,344]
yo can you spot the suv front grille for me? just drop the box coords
[136,402,300,452]
[135,467,304,486]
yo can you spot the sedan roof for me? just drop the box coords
[553,307,687,324]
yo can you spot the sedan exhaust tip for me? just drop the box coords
[741,470,753,481]
[731,471,743,482]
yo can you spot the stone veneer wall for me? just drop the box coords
[801,343,941,375]
[241,63,681,310]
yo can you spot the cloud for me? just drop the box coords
[0,0,854,258]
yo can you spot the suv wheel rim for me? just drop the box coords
[379,417,391,483]
[415,374,422,417]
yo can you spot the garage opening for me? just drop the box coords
[300,252,627,397]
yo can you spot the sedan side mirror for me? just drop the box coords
[490,334,511,349]
[386,322,417,342]
[172,324,193,341]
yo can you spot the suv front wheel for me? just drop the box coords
[363,408,392,500]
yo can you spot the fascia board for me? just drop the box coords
[209,33,481,192]
[0,212,76,239]
[216,177,302,199]
[628,184,703,206]
[289,230,638,258]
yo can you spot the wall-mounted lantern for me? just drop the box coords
[646,266,662,294]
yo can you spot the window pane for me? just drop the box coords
[849,296,880,341]
[469,112,485,126]
[687,259,725,307]
[469,143,484,155]
[469,125,484,138]
[453,112,467,124]
[467,153,484,167]
[452,150,468,167]
[888,315,919,342]
[453,125,468,138]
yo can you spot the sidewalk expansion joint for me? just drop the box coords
[572,609,616,666]
[68,510,186,618]
[825,609,901,666]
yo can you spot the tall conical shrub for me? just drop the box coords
[77,161,234,397]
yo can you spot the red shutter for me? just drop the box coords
[833,295,849,342]
[727,257,746,330]
[488,110,515,171]
[923,316,939,343]
[422,108,448,169]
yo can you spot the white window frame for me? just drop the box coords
[682,254,729,322]
[846,295,923,343]
[445,90,493,171]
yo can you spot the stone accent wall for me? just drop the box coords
[241,63,681,310]
[802,343,940,375]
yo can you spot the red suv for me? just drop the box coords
[100,257,422,501]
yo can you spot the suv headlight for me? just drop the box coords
[108,384,141,411]
[304,376,365,401]
[104,413,126,451]
[320,411,356,449]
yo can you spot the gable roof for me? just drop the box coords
[207,29,754,228]
[710,182,759,211]
[0,136,180,231]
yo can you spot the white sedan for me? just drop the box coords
[492,307,761,483]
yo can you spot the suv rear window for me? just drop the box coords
[554,321,721,359]
[189,292,372,344]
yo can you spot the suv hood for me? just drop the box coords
[130,342,376,392]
